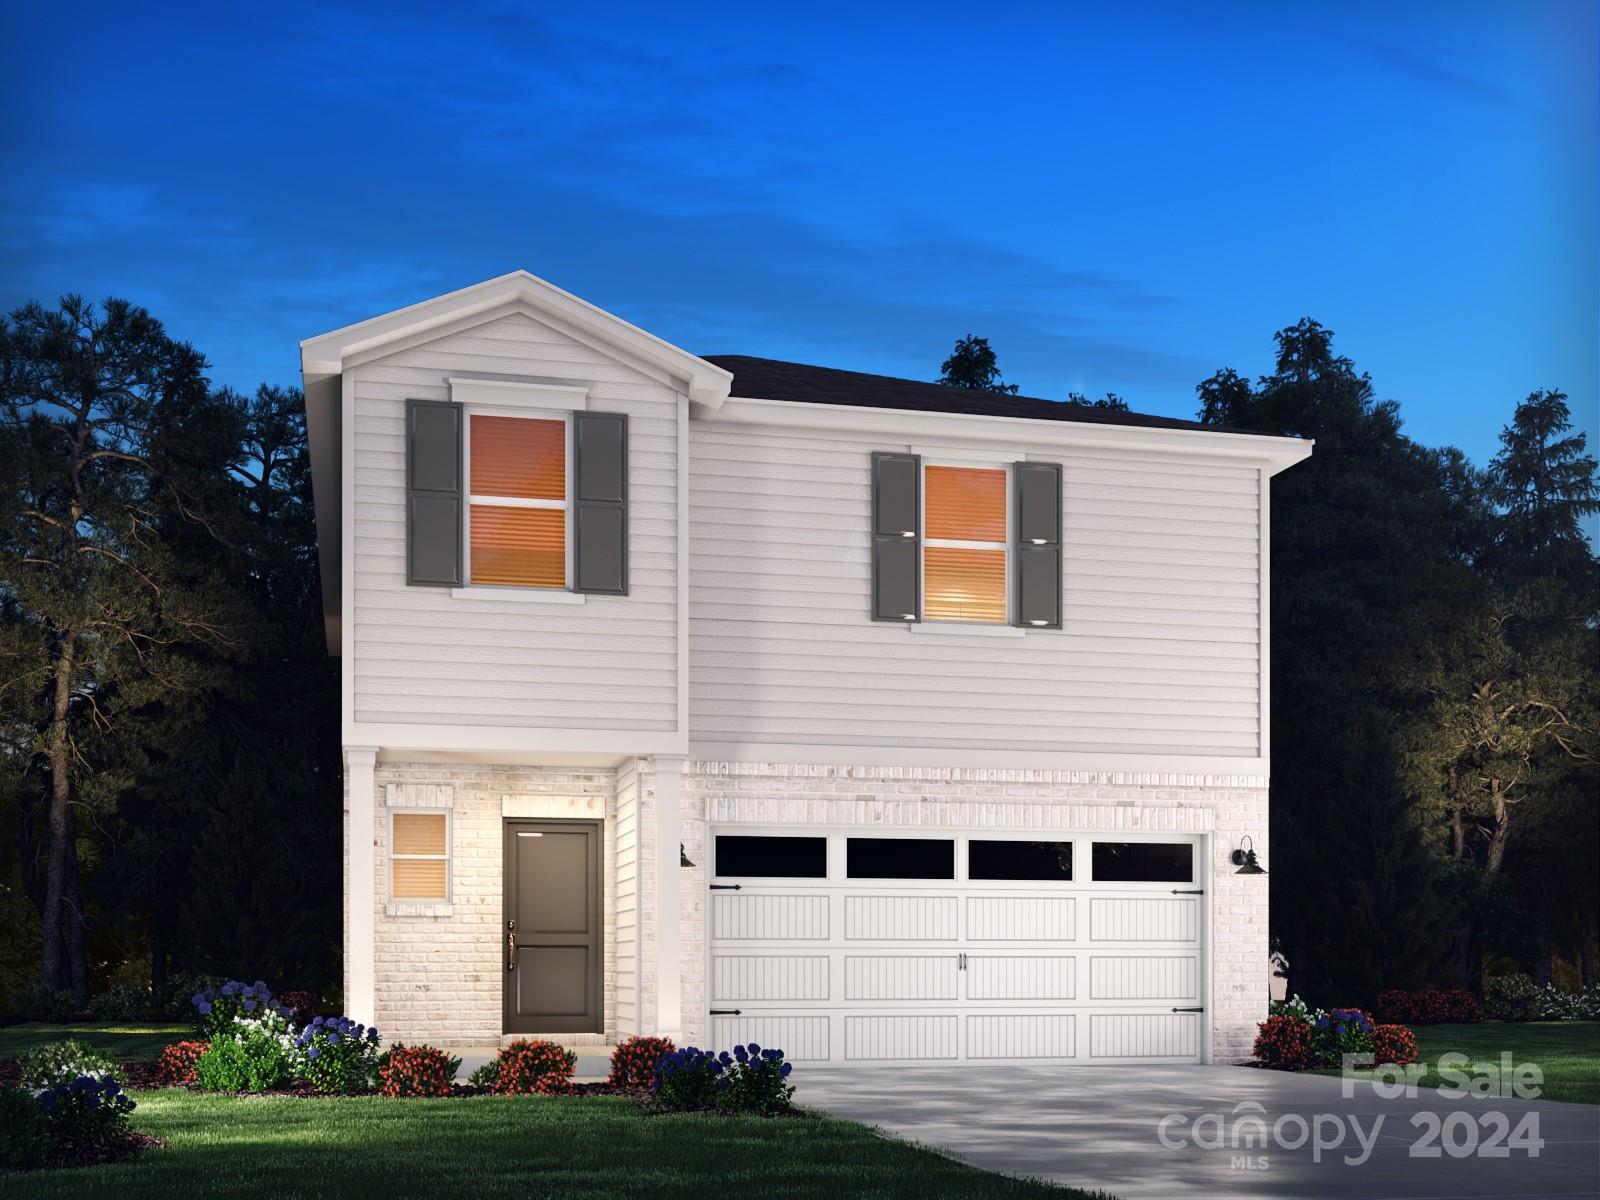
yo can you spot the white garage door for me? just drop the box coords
[706,829,1207,1065]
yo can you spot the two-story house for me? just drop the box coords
[301,270,1310,1067]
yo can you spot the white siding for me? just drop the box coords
[349,311,679,731]
[688,423,1260,756]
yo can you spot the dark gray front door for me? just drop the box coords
[503,820,602,1034]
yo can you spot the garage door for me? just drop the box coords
[706,829,1206,1064]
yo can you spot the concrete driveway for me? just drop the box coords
[794,1065,1600,1199]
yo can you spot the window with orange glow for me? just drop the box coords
[924,464,1008,623]
[392,812,448,901]
[467,415,567,588]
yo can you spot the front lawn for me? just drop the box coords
[4,1090,1100,1199]
[1407,1021,1600,1105]
[1315,1021,1600,1105]
[0,1022,189,1063]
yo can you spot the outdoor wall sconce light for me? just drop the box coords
[680,843,694,868]
[1231,836,1266,875]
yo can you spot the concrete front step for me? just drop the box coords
[450,1046,615,1083]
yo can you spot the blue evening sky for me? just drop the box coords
[3,1,1595,496]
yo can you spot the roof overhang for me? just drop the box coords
[702,395,1315,475]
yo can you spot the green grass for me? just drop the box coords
[0,1022,189,1063]
[5,1091,1102,1199]
[1317,1021,1600,1105]
[1408,1021,1600,1105]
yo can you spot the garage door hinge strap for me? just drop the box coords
[1170,889,1205,894]
[1171,1006,1204,1013]
[710,1008,742,1016]
[709,884,742,890]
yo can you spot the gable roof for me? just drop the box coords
[301,270,733,404]
[701,355,1286,438]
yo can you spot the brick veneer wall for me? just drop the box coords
[355,761,618,1047]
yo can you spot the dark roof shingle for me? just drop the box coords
[701,355,1283,438]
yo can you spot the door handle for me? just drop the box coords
[506,920,516,971]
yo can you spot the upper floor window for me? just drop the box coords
[924,463,1008,623]
[466,414,568,588]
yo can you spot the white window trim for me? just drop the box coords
[390,808,452,904]
[919,458,1012,627]
[457,407,576,596]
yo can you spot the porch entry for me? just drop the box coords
[503,820,603,1033]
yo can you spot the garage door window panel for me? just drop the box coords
[847,837,955,880]
[1091,842,1194,883]
[969,840,1073,881]
[714,835,828,879]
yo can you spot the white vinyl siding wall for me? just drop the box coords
[688,424,1261,757]
[348,311,678,730]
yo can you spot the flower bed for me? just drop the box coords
[1256,996,1416,1072]
[0,1072,158,1171]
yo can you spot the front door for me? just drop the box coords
[503,820,602,1034]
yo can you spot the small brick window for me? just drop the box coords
[392,812,449,901]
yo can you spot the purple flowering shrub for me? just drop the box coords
[653,1043,795,1114]
[191,980,290,1040]
[1312,1007,1375,1067]
[296,1016,381,1093]
[34,1074,137,1153]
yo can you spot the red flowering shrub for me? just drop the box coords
[277,990,323,1019]
[156,1040,210,1085]
[490,1039,576,1095]
[1253,1014,1315,1070]
[608,1035,675,1090]
[378,1044,460,1097]
[1375,988,1479,1024]
[1372,1024,1419,1066]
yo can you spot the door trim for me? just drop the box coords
[503,818,603,1035]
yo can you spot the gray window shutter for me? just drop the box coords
[406,399,462,587]
[871,452,920,622]
[1014,461,1061,628]
[573,411,627,595]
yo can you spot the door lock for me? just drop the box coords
[506,920,516,971]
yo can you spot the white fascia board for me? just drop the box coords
[687,741,1271,782]
[703,395,1314,475]
[298,269,732,405]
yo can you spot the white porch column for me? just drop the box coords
[344,746,378,1027]
[652,754,685,1040]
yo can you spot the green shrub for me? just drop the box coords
[488,1040,576,1095]
[1483,973,1542,1022]
[0,1087,53,1169]
[88,983,151,1021]
[294,1016,380,1094]
[18,1039,125,1088]
[10,983,80,1023]
[652,1044,797,1114]
[35,1075,136,1153]
[466,1059,500,1089]
[377,1044,461,1097]
[194,1015,299,1092]
[1311,1009,1375,1067]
